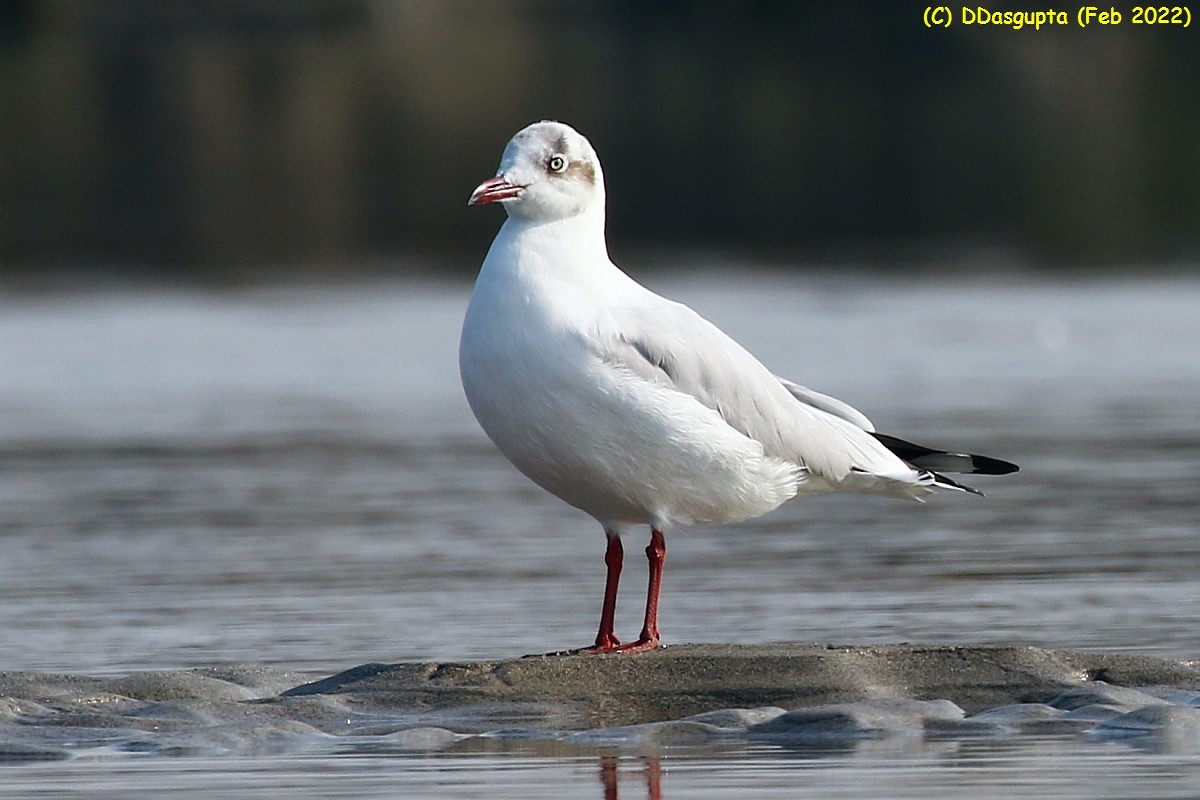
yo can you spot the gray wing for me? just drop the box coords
[775,378,875,432]
[596,299,911,483]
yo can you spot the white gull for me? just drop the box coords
[460,121,1017,654]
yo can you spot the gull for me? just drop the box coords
[460,121,1018,654]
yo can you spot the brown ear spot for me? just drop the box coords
[566,158,595,186]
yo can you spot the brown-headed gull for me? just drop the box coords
[460,121,1018,654]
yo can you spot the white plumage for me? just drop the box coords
[460,121,1016,653]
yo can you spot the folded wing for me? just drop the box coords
[597,295,1017,498]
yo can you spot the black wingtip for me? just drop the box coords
[970,454,1019,475]
[873,432,1019,476]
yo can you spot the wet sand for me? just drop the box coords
[4,643,1200,762]
[281,643,1200,726]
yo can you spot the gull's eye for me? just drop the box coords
[547,154,568,174]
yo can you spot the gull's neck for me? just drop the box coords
[485,203,615,288]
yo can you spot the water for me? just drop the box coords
[1,272,1199,796]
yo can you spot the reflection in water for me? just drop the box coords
[600,755,662,800]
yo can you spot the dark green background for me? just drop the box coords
[2,1,1196,277]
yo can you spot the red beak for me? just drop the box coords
[468,176,525,206]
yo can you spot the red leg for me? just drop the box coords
[606,528,665,654]
[581,531,623,653]
[635,528,666,647]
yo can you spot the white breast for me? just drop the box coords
[459,223,801,530]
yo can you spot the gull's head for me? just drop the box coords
[468,121,604,222]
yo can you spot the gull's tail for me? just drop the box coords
[872,432,1019,497]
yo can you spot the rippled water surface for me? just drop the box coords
[2,273,1199,796]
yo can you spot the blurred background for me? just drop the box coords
[4,5,1200,793]
[2,0,1198,281]
[2,0,1200,685]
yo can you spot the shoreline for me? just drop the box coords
[277,643,1200,727]
[3,643,1200,760]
